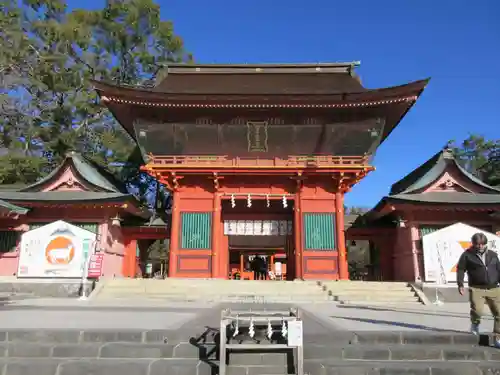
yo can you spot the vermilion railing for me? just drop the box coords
[146,155,370,167]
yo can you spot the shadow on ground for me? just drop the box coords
[337,303,474,319]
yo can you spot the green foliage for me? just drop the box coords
[345,206,371,215]
[0,0,191,204]
[449,135,500,187]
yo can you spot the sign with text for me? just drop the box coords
[287,320,303,347]
[223,220,292,236]
[422,222,500,283]
[18,220,97,278]
[87,254,104,278]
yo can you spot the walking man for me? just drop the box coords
[457,232,500,345]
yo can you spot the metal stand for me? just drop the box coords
[432,286,443,306]
[219,308,303,375]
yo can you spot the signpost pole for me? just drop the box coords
[432,242,445,306]
[79,234,100,301]
[78,252,92,301]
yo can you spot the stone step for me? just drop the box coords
[321,283,410,290]
[323,287,412,293]
[330,293,418,301]
[312,360,500,375]
[99,289,328,296]
[0,358,206,375]
[105,280,320,287]
[333,296,421,303]
[140,286,323,291]
[326,289,413,295]
[141,286,322,291]
[96,296,332,303]
[97,288,327,296]
[1,344,499,361]
[3,341,498,360]
[1,330,483,346]
[0,357,497,375]
[338,300,422,305]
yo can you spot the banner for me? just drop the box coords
[422,223,500,283]
[87,254,104,278]
[18,220,97,278]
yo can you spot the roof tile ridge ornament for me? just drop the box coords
[348,61,361,77]
[442,147,455,160]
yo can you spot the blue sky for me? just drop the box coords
[71,0,499,208]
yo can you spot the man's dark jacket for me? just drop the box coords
[457,248,500,288]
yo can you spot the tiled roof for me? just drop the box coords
[21,152,127,194]
[0,191,132,202]
[389,148,500,195]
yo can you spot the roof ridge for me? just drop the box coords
[163,61,361,68]
[389,149,444,195]
[70,153,129,194]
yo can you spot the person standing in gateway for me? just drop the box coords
[457,232,500,345]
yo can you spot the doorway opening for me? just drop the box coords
[222,197,295,280]
[228,236,291,280]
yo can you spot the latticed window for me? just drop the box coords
[0,231,21,253]
[303,213,336,250]
[180,212,212,250]
[418,225,445,238]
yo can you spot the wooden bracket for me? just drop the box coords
[210,172,224,191]
[171,172,184,190]
[156,173,174,191]
[290,172,306,191]
[333,172,347,192]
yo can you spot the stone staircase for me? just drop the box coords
[0,328,500,374]
[92,279,425,305]
[319,281,424,305]
[93,279,331,303]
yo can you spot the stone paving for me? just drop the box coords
[301,302,492,333]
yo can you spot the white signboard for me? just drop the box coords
[262,221,272,236]
[18,220,97,278]
[275,262,282,276]
[422,223,500,283]
[223,220,293,236]
[287,320,303,347]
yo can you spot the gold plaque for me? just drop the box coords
[247,121,268,152]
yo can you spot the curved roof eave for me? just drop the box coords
[0,199,29,215]
[91,78,430,103]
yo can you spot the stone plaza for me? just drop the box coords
[0,291,499,375]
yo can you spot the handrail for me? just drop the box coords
[146,154,370,167]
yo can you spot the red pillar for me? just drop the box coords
[212,192,221,278]
[168,192,181,277]
[122,238,136,277]
[129,239,137,277]
[294,192,302,279]
[335,192,349,280]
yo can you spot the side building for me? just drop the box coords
[347,147,500,281]
[0,152,166,278]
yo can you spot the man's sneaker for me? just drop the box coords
[470,323,480,335]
